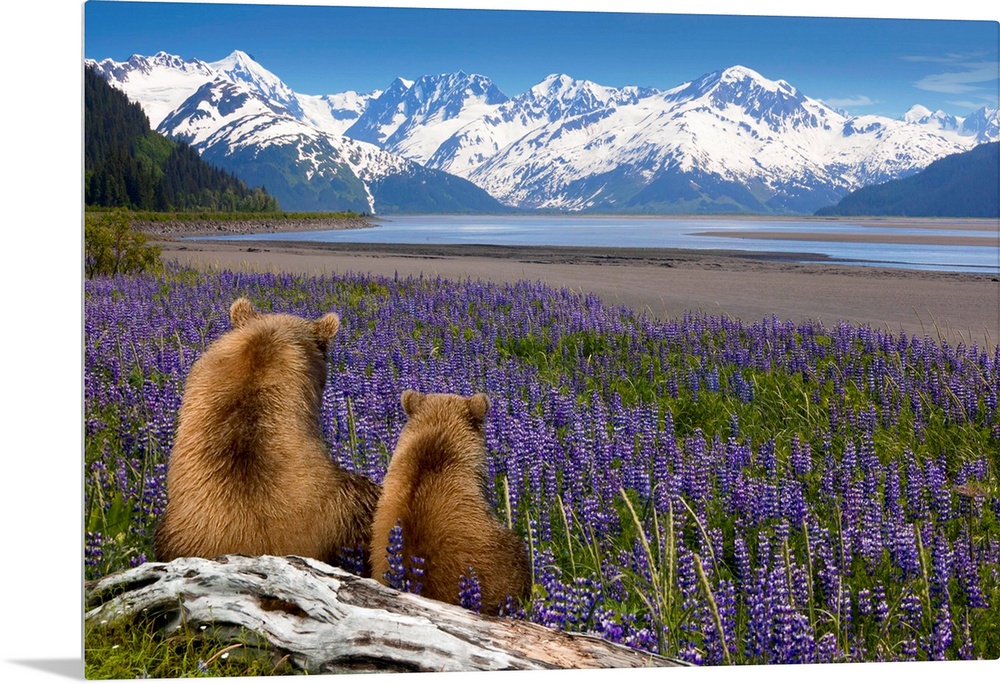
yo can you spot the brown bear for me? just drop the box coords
[153,297,381,575]
[369,390,531,614]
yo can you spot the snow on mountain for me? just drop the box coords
[426,74,660,177]
[467,66,978,212]
[196,112,410,213]
[903,104,999,144]
[207,50,307,120]
[154,74,490,213]
[88,50,505,213]
[89,51,1000,214]
[345,72,509,164]
[87,50,383,138]
[158,78,293,148]
[341,77,413,144]
[297,90,383,136]
[959,106,1000,143]
[85,51,217,128]
[904,104,955,128]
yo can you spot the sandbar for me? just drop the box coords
[147,217,1000,349]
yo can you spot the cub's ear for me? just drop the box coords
[468,393,491,424]
[314,312,341,340]
[401,389,424,417]
[229,298,259,328]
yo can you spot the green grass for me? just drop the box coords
[85,618,300,679]
[83,208,371,221]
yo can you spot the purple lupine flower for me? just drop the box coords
[85,263,1000,666]
[789,434,811,478]
[337,546,367,577]
[930,532,954,608]
[458,569,483,613]
[858,588,872,616]
[905,457,927,522]
[931,603,953,659]
[926,459,953,522]
[898,590,924,631]
[382,522,409,591]
[702,578,736,665]
[953,528,988,609]
[85,532,104,568]
[815,632,841,663]
[772,603,816,664]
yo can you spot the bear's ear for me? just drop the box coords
[468,393,491,425]
[229,298,259,328]
[401,389,424,417]
[314,312,341,340]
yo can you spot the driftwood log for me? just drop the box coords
[84,554,689,673]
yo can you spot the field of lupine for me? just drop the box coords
[84,263,999,667]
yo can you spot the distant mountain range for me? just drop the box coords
[87,50,999,214]
[816,142,999,218]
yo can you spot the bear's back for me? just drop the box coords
[155,303,381,569]
[371,394,530,613]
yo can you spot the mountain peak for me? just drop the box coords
[716,65,799,97]
[407,71,508,108]
[532,74,587,95]
[538,73,574,86]
[207,49,304,117]
[718,64,762,81]
[210,50,268,75]
[904,104,933,122]
[664,64,811,130]
[903,104,961,130]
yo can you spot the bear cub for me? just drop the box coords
[154,297,381,574]
[370,390,531,614]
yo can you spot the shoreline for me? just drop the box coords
[151,221,1000,348]
[133,214,377,238]
[696,230,997,246]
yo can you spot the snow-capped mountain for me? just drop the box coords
[344,63,995,212]
[344,72,509,164]
[151,75,502,213]
[298,90,382,136]
[209,50,306,119]
[463,66,990,212]
[88,50,1000,214]
[87,50,502,212]
[904,104,999,145]
[426,74,660,177]
[159,78,293,147]
[85,50,381,136]
[86,51,218,128]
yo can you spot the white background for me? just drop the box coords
[2,1,997,682]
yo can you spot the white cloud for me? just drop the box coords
[901,52,986,64]
[945,98,996,111]
[902,53,998,100]
[914,61,999,94]
[820,95,878,109]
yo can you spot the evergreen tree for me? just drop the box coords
[84,65,280,212]
[816,142,999,218]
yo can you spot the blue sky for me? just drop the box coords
[83,1,999,119]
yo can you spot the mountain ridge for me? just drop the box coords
[815,142,999,218]
[87,51,1000,214]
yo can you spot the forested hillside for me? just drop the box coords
[84,66,279,212]
[815,142,999,218]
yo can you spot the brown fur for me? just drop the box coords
[369,390,531,614]
[153,298,381,574]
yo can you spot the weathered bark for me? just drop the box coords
[84,554,689,674]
